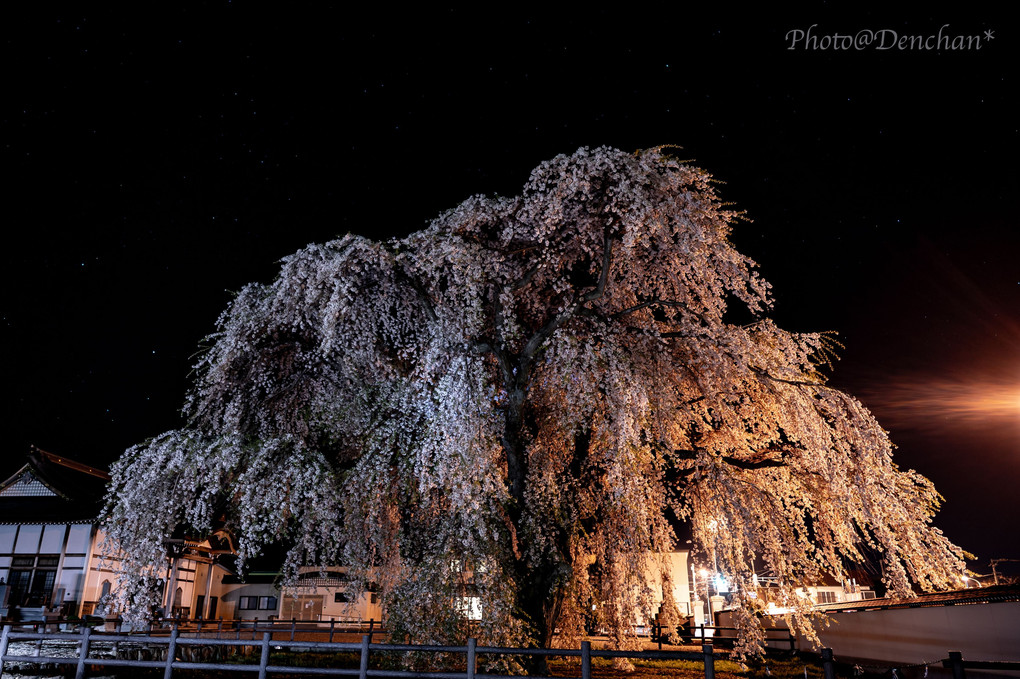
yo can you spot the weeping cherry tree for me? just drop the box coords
[104,146,966,657]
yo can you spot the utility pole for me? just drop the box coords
[990,558,1020,586]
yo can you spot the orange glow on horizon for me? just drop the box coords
[855,372,1020,434]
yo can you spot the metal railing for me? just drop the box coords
[15,616,385,642]
[8,622,1015,679]
[1,624,718,679]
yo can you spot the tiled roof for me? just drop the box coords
[814,583,1020,612]
[0,448,109,524]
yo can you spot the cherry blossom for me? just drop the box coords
[104,147,965,657]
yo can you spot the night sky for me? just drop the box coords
[3,7,1017,576]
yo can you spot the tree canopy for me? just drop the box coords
[105,146,965,655]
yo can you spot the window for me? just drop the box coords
[65,524,92,554]
[334,591,351,603]
[14,526,42,554]
[239,595,277,610]
[816,591,838,604]
[7,555,59,607]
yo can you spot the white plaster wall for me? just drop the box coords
[798,602,1020,663]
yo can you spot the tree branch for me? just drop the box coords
[671,447,794,473]
[511,264,540,291]
[381,243,438,323]
[471,340,515,386]
[751,368,825,389]
[611,298,699,319]
[521,232,614,364]
[395,265,438,323]
[580,232,614,303]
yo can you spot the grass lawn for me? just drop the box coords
[546,653,830,679]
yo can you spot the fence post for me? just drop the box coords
[467,637,477,679]
[821,648,835,679]
[329,619,335,643]
[359,634,371,679]
[33,622,43,658]
[581,640,591,679]
[111,617,123,658]
[2,624,13,679]
[164,625,178,679]
[368,618,375,643]
[948,651,966,679]
[253,617,259,641]
[75,625,92,679]
[258,631,271,679]
[702,639,715,679]
[291,617,296,642]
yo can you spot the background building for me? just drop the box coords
[0,448,108,621]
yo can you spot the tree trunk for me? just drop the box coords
[499,353,579,673]
[516,560,567,674]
